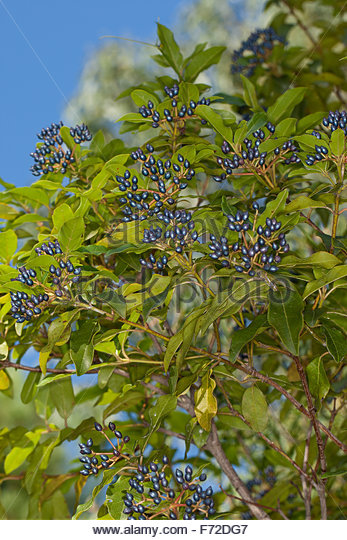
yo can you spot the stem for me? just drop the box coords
[205,422,270,520]
[292,355,327,520]
[302,423,313,520]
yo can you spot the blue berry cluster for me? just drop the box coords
[241,467,277,519]
[139,210,198,272]
[79,421,130,477]
[231,28,285,76]
[137,84,210,128]
[305,138,329,166]
[215,123,300,181]
[36,240,82,297]
[119,146,195,223]
[304,111,347,165]
[30,121,92,176]
[10,289,49,324]
[123,457,215,520]
[9,240,83,324]
[322,110,347,135]
[208,202,289,275]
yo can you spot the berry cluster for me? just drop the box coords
[119,146,195,223]
[215,123,300,181]
[30,121,92,177]
[208,202,289,275]
[241,467,277,519]
[231,27,285,76]
[36,240,82,296]
[79,421,130,477]
[322,110,347,135]
[10,290,49,324]
[9,240,82,324]
[139,210,198,272]
[137,84,210,128]
[123,457,215,520]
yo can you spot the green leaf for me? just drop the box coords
[21,372,41,404]
[195,105,233,143]
[307,357,330,405]
[49,377,75,420]
[281,252,341,270]
[0,341,8,361]
[156,24,183,76]
[73,468,117,519]
[330,128,345,157]
[240,75,259,110]
[58,216,84,252]
[296,112,325,133]
[323,324,346,362]
[200,279,269,335]
[275,118,296,137]
[5,445,35,474]
[96,290,127,318]
[267,87,306,123]
[242,386,268,432]
[283,196,327,213]
[192,424,210,448]
[107,476,129,519]
[70,320,98,375]
[268,286,304,355]
[229,314,269,361]
[0,230,17,263]
[321,469,347,479]
[144,394,177,447]
[131,89,159,107]
[303,265,347,299]
[5,429,42,474]
[184,418,197,458]
[194,372,217,431]
[185,46,225,82]
[52,204,74,231]
[175,373,198,396]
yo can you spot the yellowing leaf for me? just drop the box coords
[194,372,217,431]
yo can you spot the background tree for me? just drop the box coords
[0,0,346,521]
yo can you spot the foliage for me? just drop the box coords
[0,1,346,521]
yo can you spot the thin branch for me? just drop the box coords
[205,423,270,520]
[302,423,313,520]
[222,488,286,516]
[292,355,327,520]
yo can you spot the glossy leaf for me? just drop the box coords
[242,386,268,432]
[194,372,217,431]
[268,286,304,355]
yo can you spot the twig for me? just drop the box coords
[292,355,327,519]
[302,423,313,519]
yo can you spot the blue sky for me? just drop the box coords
[0,0,181,187]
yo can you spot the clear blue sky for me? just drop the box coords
[0,0,182,187]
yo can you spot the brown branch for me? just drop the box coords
[282,0,319,49]
[302,423,313,520]
[221,488,286,516]
[205,423,270,520]
[292,355,327,520]
[237,362,347,453]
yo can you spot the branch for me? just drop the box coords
[292,355,327,519]
[302,423,313,520]
[222,489,288,518]
[237,362,347,453]
[205,422,270,520]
